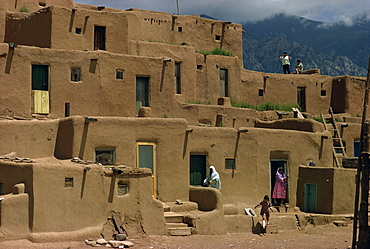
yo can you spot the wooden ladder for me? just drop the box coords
[320,107,346,167]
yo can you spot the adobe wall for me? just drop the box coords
[0,45,166,118]
[297,166,356,214]
[186,126,333,206]
[50,7,128,53]
[124,9,243,60]
[338,122,362,157]
[331,76,367,115]
[55,116,189,202]
[168,101,259,127]
[5,8,52,48]
[332,167,356,214]
[128,40,197,105]
[0,159,167,239]
[240,69,333,114]
[0,119,59,158]
[195,54,242,103]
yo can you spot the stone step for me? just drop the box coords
[164,212,184,223]
[265,225,278,234]
[273,205,296,213]
[166,222,189,229]
[163,205,171,212]
[168,227,192,236]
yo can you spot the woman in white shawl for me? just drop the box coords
[203,165,221,190]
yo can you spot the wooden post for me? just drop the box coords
[352,56,370,248]
[358,152,370,248]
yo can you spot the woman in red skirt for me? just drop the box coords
[272,167,289,206]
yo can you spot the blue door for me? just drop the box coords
[304,183,317,212]
[354,141,360,157]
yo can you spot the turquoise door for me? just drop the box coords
[304,183,317,212]
[190,155,207,186]
[137,142,156,198]
[136,76,150,114]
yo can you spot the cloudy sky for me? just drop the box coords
[75,0,368,23]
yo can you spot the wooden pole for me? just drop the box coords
[358,152,370,248]
[352,56,370,248]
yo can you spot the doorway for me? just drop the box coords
[220,68,229,97]
[94,26,106,50]
[297,86,306,112]
[304,183,317,212]
[136,142,156,198]
[190,154,207,186]
[270,159,288,205]
[32,64,49,114]
[136,76,150,115]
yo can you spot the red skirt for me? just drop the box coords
[272,182,286,199]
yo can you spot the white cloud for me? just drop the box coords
[74,0,369,23]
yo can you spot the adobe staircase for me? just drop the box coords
[320,107,347,167]
[163,203,192,236]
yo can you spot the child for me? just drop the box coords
[295,60,303,74]
[254,195,273,229]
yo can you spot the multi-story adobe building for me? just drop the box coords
[0,0,367,241]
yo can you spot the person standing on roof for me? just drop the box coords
[279,52,292,74]
[203,165,221,190]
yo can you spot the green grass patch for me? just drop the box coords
[230,99,301,112]
[196,47,234,57]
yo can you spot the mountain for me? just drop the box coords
[241,13,370,76]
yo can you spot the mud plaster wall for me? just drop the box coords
[127,40,197,105]
[338,123,362,157]
[331,76,367,116]
[297,166,355,214]
[55,116,189,202]
[0,119,59,158]
[5,8,52,48]
[169,103,259,127]
[195,55,242,104]
[0,46,165,118]
[51,7,128,53]
[29,162,166,235]
[332,168,356,214]
[186,126,333,206]
[240,69,332,113]
[125,10,243,59]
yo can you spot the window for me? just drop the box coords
[65,178,73,187]
[175,62,181,94]
[225,158,236,169]
[116,70,124,80]
[117,181,128,196]
[71,68,81,82]
[258,89,264,96]
[197,65,203,70]
[215,35,221,41]
[75,28,82,34]
[178,27,183,32]
[95,149,115,165]
[321,90,326,96]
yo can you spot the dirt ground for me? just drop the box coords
[0,223,354,249]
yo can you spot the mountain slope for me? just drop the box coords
[241,13,370,76]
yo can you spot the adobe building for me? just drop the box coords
[0,0,367,241]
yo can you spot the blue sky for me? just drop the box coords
[75,0,369,23]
